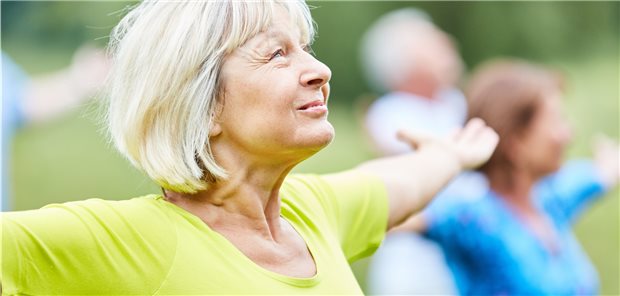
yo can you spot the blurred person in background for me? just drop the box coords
[362,8,466,154]
[1,46,109,212]
[0,1,500,294]
[396,59,619,295]
[361,8,485,294]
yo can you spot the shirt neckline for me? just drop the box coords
[148,194,322,287]
[487,191,562,256]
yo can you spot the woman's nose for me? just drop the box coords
[299,53,332,89]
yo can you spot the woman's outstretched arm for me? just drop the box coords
[356,118,498,230]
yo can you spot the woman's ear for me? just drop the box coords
[209,102,224,138]
[209,121,222,137]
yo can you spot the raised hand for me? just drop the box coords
[397,118,499,171]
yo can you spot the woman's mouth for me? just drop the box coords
[298,100,325,110]
[297,100,328,116]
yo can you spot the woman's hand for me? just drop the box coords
[593,134,620,189]
[356,118,498,230]
[397,118,499,171]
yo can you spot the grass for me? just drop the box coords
[9,53,619,294]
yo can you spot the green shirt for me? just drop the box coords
[2,172,388,294]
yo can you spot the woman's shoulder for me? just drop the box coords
[282,171,386,205]
[5,194,178,253]
[281,171,388,227]
[2,195,178,294]
[5,194,175,237]
[280,174,326,208]
[40,194,168,217]
[426,191,501,229]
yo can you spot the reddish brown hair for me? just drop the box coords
[466,59,564,175]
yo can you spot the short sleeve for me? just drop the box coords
[537,160,607,224]
[1,197,175,295]
[320,171,389,262]
[285,171,389,263]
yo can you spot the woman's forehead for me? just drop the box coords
[269,5,310,38]
[258,25,304,44]
[243,13,308,49]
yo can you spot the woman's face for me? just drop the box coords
[214,6,333,164]
[515,91,572,178]
[416,27,463,89]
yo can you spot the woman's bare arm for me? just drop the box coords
[356,118,498,230]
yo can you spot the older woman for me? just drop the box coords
[1,1,498,294]
[394,59,619,295]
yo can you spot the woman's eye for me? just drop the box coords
[269,49,284,61]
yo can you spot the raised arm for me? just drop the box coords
[356,118,498,230]
[22,45,109,124]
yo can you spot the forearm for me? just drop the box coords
[22,46,108,124]
[356,144,461,230]
[23,72,82,123]
[389,213,427,233]
[357,118,498,231]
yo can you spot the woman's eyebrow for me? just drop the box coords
[247,30,298,54]
[245,30,286,49]
[264,27,302,43]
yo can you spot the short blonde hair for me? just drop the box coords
[106,0,315,193]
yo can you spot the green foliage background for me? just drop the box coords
[3,1,618,293]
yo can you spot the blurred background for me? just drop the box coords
[2,1,618,293]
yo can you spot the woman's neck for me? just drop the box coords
[487,167,560,252]
[164,159,297,242]
[488,167,538,211]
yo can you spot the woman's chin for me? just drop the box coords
[297,124,335,152]
[315,124,336,147]
[536,162,563,179]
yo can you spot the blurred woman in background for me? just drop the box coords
[398,59,619,295]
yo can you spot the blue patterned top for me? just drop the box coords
[425,160,607,295]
